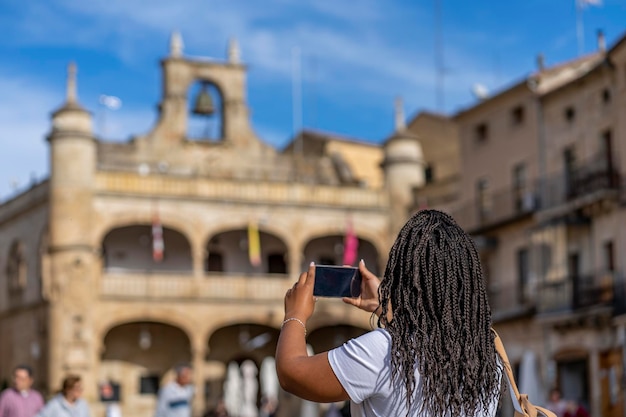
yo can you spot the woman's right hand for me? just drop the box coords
[342,260,381,315]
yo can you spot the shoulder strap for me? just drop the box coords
[491,329,557,417]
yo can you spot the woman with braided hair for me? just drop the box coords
[276,209,502,416]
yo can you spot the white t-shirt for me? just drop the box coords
[155,382,194,417]
[327,328,501,417]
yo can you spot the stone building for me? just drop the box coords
[422,31,626,417]
[4,27,626,417]
[0,35,444,417]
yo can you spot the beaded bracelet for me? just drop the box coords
[281,317,307,337]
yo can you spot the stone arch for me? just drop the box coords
[205,224,290,275]
[206,322,280,365]
[6,240,27,294]
[204,221,292,249]
[93,212,197,248]
[204,321,282,414]
[100,320,193,409]
[98,312,197,343]
[301,231,382,275]
[102,224,192,273]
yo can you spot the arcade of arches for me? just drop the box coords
[97,223,380,416]
[102,224,381,276]
[100,320,368,417]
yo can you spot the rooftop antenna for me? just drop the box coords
[98,95,122,138]
[434,0,445,111]
[575,0,602,56]
[292,46,303,156]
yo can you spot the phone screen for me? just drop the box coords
[313,265,362,298]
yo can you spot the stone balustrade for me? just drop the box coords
[95,172,387,209]
[100,271,292,300]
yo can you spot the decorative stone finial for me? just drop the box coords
[228,38,240,64]
[394,97,406,132]
[170,31,184,57]
[67,62,77,104]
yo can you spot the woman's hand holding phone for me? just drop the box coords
[342,260,382,316]
[284,262,317,323]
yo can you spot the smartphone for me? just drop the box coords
[313,265,362,298]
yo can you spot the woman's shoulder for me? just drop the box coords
[342,328,391,356]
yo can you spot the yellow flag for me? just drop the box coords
[248,221,261,267]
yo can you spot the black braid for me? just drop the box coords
[377,209,501,416]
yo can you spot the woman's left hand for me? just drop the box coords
[284,262,316,322]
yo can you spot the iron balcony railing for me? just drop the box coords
[537,270,625,314]
[452,185,538,233]
[539,151,621,210]
[488,281,535,322]
[453,153,622,233]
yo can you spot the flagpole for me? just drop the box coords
[292,46,303,156]
[576,0,584,56]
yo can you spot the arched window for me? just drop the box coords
[102,225,193,273]
[302,235,379,275]
[205,230,288,275]
[6,241,27,293]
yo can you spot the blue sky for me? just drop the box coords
[0,0,623,200]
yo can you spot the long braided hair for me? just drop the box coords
[377,209,501,416]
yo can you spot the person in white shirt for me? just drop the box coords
[36,375,91,417]
[276,209,502,417]
[155,365,194,417]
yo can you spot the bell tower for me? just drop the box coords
[149,32,258,148]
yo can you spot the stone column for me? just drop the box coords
[191,338,206,417]
[289,240,303,279]
[589,348,601,417]
[192,236,205,283]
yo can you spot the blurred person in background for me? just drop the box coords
[546,388,568,417]
[36,374,91,417]
[155,364,194,417]
[563,399,589,417]
[0,364,44,417]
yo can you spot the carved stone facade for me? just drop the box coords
[0,38,446,417]
[7,30,625,417]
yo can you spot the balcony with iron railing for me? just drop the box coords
[488,281,535,323]
[452,185,538,233]
[539,152,621,213]
[537,270,625,315]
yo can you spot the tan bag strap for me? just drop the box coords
[491,329,557,417]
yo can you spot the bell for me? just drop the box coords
[192,84,215,116]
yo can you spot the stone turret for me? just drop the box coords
[46,62,98,398]
[48,61,96,252]
[382,98,425,233]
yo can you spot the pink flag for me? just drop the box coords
[152,214,164,263]
[342,217,359,266]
